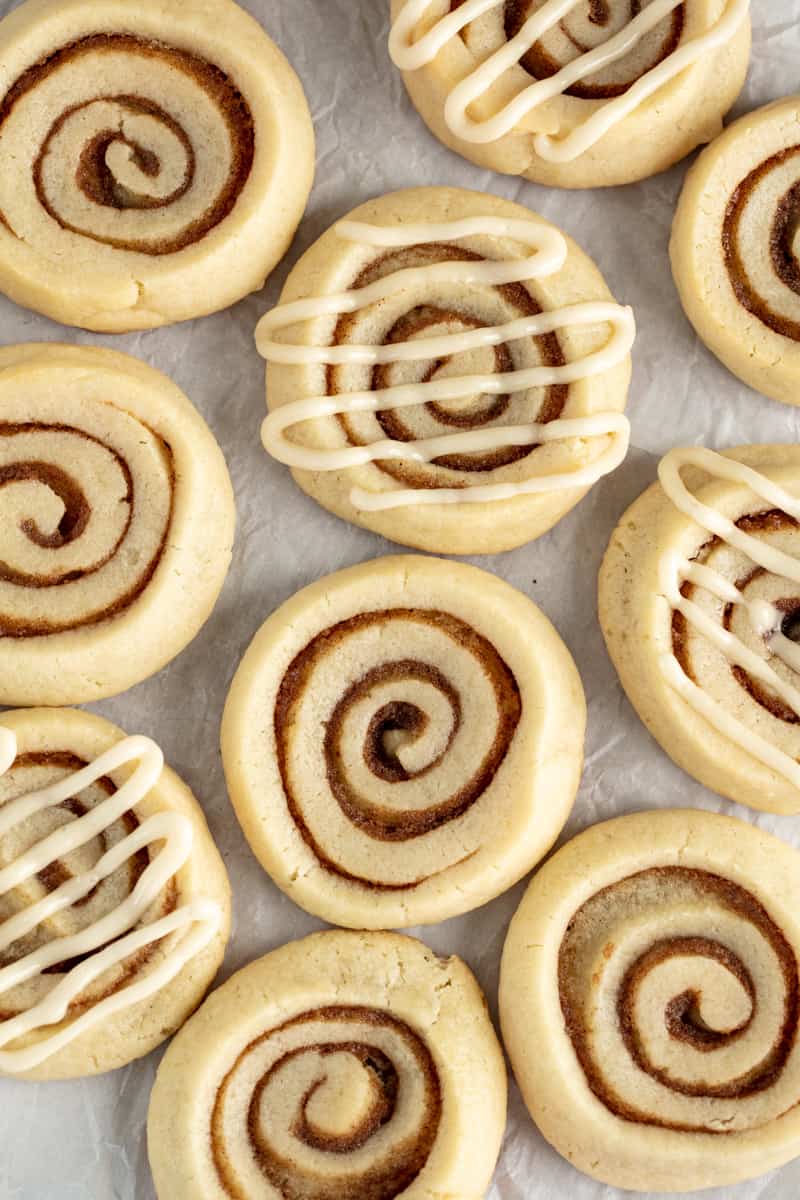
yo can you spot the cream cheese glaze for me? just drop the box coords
[390,0,750,162]
[658,448,800,788]
[0,730,222,1074]
[257,216,635,512]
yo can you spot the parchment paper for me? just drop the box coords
[1,3,799,1197]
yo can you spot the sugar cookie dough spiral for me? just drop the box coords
[0,0,314,331]
[258,187,633,554]
[0,343,235,706]
[222,554,586,928]
[0,707,230,1082]
[212,1008,441,1198]
[501,811,800,1191]
[148,931,507,1200]
[388,0,751,187]
[600,444,800,815]
[672,97,800,405]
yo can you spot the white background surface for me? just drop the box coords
[0,2,799,1197]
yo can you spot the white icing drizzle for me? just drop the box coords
[0,730,222,1074]
[389,0,750,162]
[256,217,634,512]
[657,447,800,788]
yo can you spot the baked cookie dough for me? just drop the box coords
[600,444,800,815]
[0,0,314,331]
[0,343,235,707]
[672,96,800,406]
[500,809,800,1192]
[0,707,230,1082]
[257,186,634,554]
[222,554,586,928]
[388,0,751,189]
[148,930,507,1200]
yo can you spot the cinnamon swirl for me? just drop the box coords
[600,444,800,814]
[500,809,800,1190]
[0,707,230,1081]
[0,343,235,706]
[389,0,751,188]
[257,187,633,554]
[221,554,586,928]
[0,0,314,331]
[672,96,800,405]
[148,930,507,1200]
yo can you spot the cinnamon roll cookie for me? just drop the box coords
[0,343,235,706]
[388,1,751,189]
[0,0,314,331]
[500,809,800,1191]
[672,97,800,406]
[0,707,230,1081]
[222,555,586,928]
[257,187,634,554]
[600,444,800,815]
[148,930,507,1200]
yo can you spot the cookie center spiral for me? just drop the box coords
[212,1006,442,1200]
[559,867,800,1132]
[0,457,93,555]
[0,752,174,1022]
[781,607,800,646]
[673,510,800,726]
[0,33,255,255]
[274,609,522,888]
[0,730,223,1074]
[0,417,174,638]
[329,243,567,488]
[502,0,684,97]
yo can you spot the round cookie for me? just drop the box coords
[222,554,586,928]
[672,96,800,406]
[148,929,507,1200]
[0,0,314,331]
[257,186,634,555]
[0,707,231,1081]
[600,444,800,815]
[388,1,751,189]
[0,342,235,706]
[500,809,800,1192]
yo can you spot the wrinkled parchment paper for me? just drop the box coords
[1,3,800,1197]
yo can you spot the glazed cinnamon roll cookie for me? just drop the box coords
[0,343,235,707]
[148,930,507,1200]
[0,0,314,332]
[388,1,751,189]
[499,809,800,1191]
[0,707,231,1082]
[222,554,586,929]
[600,444,800,815]
[672,97,800,406]
[257,186,634,555]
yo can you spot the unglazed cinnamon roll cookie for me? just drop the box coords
[600,444,800,816]
[500,808,800,1191]
[388,1,751,189]
[672,97,800,406]
[148,930,506,1200]
[0,343,235,707]
[0,707,230,1082]
[257,187,634,555]
[222,554,586,928]
[0,0,314,332]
